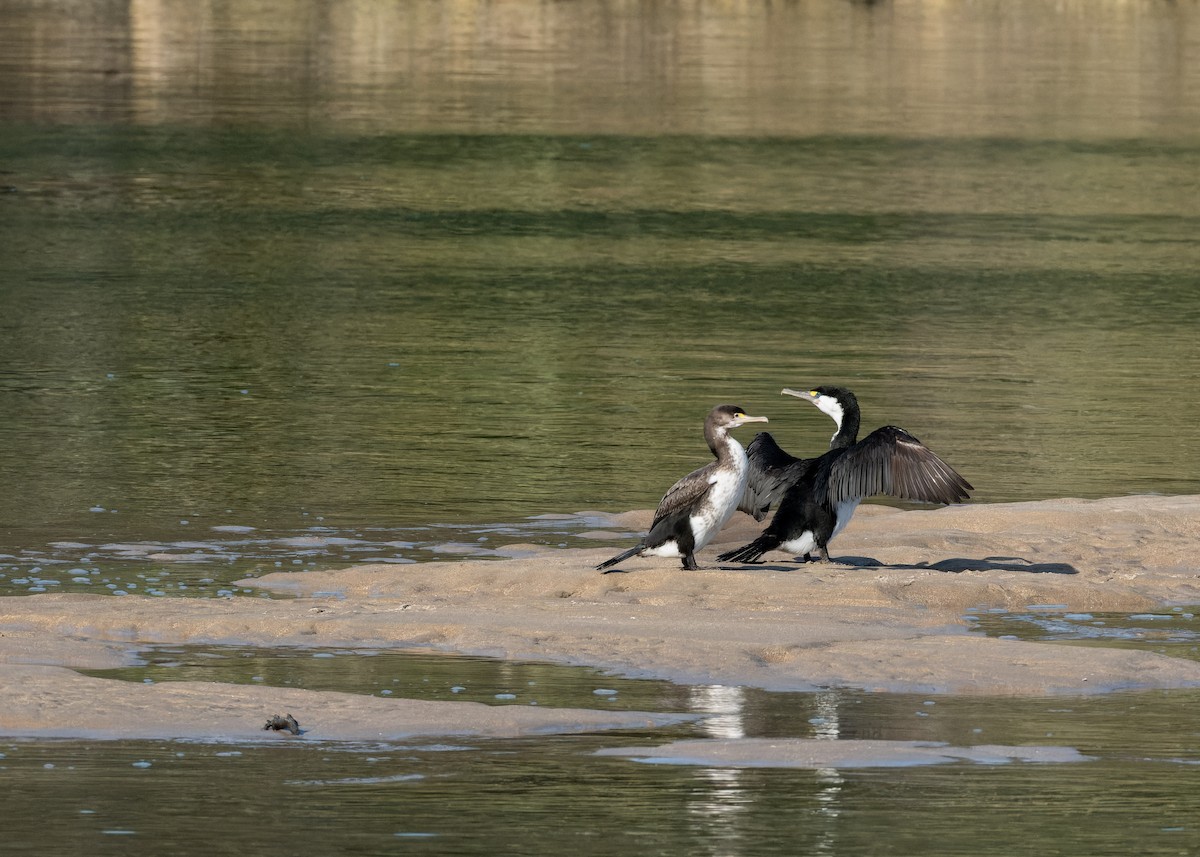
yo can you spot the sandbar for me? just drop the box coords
[2,495,1199,742]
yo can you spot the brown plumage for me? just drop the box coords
[597,404,768,571]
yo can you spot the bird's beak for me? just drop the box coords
[737,414,769,425]
[781,388,820,405]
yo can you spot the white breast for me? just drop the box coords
[688,437,748,551]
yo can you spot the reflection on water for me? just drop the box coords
[10,640,1200,856]
[811,690,844,741]
[690,685,748,739]
[4,0,1198,139]
[3,1,1200,571]
[8,731,1193,857]
[4,2,1200,853]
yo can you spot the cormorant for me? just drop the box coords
[719,386,971,564]
[597,404,769,572]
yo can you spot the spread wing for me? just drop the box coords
[738,432,815,521]
[826,426,973,506]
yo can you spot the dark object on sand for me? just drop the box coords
[263,713,301,735]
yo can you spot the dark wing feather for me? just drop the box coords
[738,432,812,521]
[826,426,973,506]
[597,463,716,570]
[646,461,717,535]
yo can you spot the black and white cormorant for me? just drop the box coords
[597,404,769,572]
[719,386,972,564]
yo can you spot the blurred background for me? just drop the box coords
[2,0,1198,556]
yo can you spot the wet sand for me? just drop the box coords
[2,495,1199,744]
[596,738,1095,768]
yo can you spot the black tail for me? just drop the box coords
[717,534,780,564]
[596,544,644,571]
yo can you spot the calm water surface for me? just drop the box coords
[4,641,1200,856]
[2,1,1199,563]
[3,1,1200,854]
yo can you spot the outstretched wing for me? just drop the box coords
[826,426,973,506]
[738,432,813,521]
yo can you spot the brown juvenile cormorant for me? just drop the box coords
[597,404,769,572]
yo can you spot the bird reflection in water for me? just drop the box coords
[681,686,850,855]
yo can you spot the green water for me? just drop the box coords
[8,129,1194,540]
[7,643,1200,856]
[4,1,1200,853]
[3,3,1199,561]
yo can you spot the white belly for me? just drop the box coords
[689,454,748,551]
[781,500,861,556]
[781,531,817,556]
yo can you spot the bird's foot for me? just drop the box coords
[811,552,860,566]
[808,548,834,564]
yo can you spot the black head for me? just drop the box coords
[781,386,858,412]
[779,386,861,446]
[809,386,858,410]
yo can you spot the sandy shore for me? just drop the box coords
[3,495,1200,743]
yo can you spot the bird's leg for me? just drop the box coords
[814,545,832,563]
[682,553,700,571]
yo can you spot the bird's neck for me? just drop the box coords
[706,426,744,466]
[829,410,860,449]
[706,423,727,457]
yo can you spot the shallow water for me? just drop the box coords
[4,2,1200,854]
[3,1,1200,587]
[7,642,1200,856]
[5,735,1196,856]
[0,512,613,598]
[80,645,693,711]
[972,606,1200,663]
